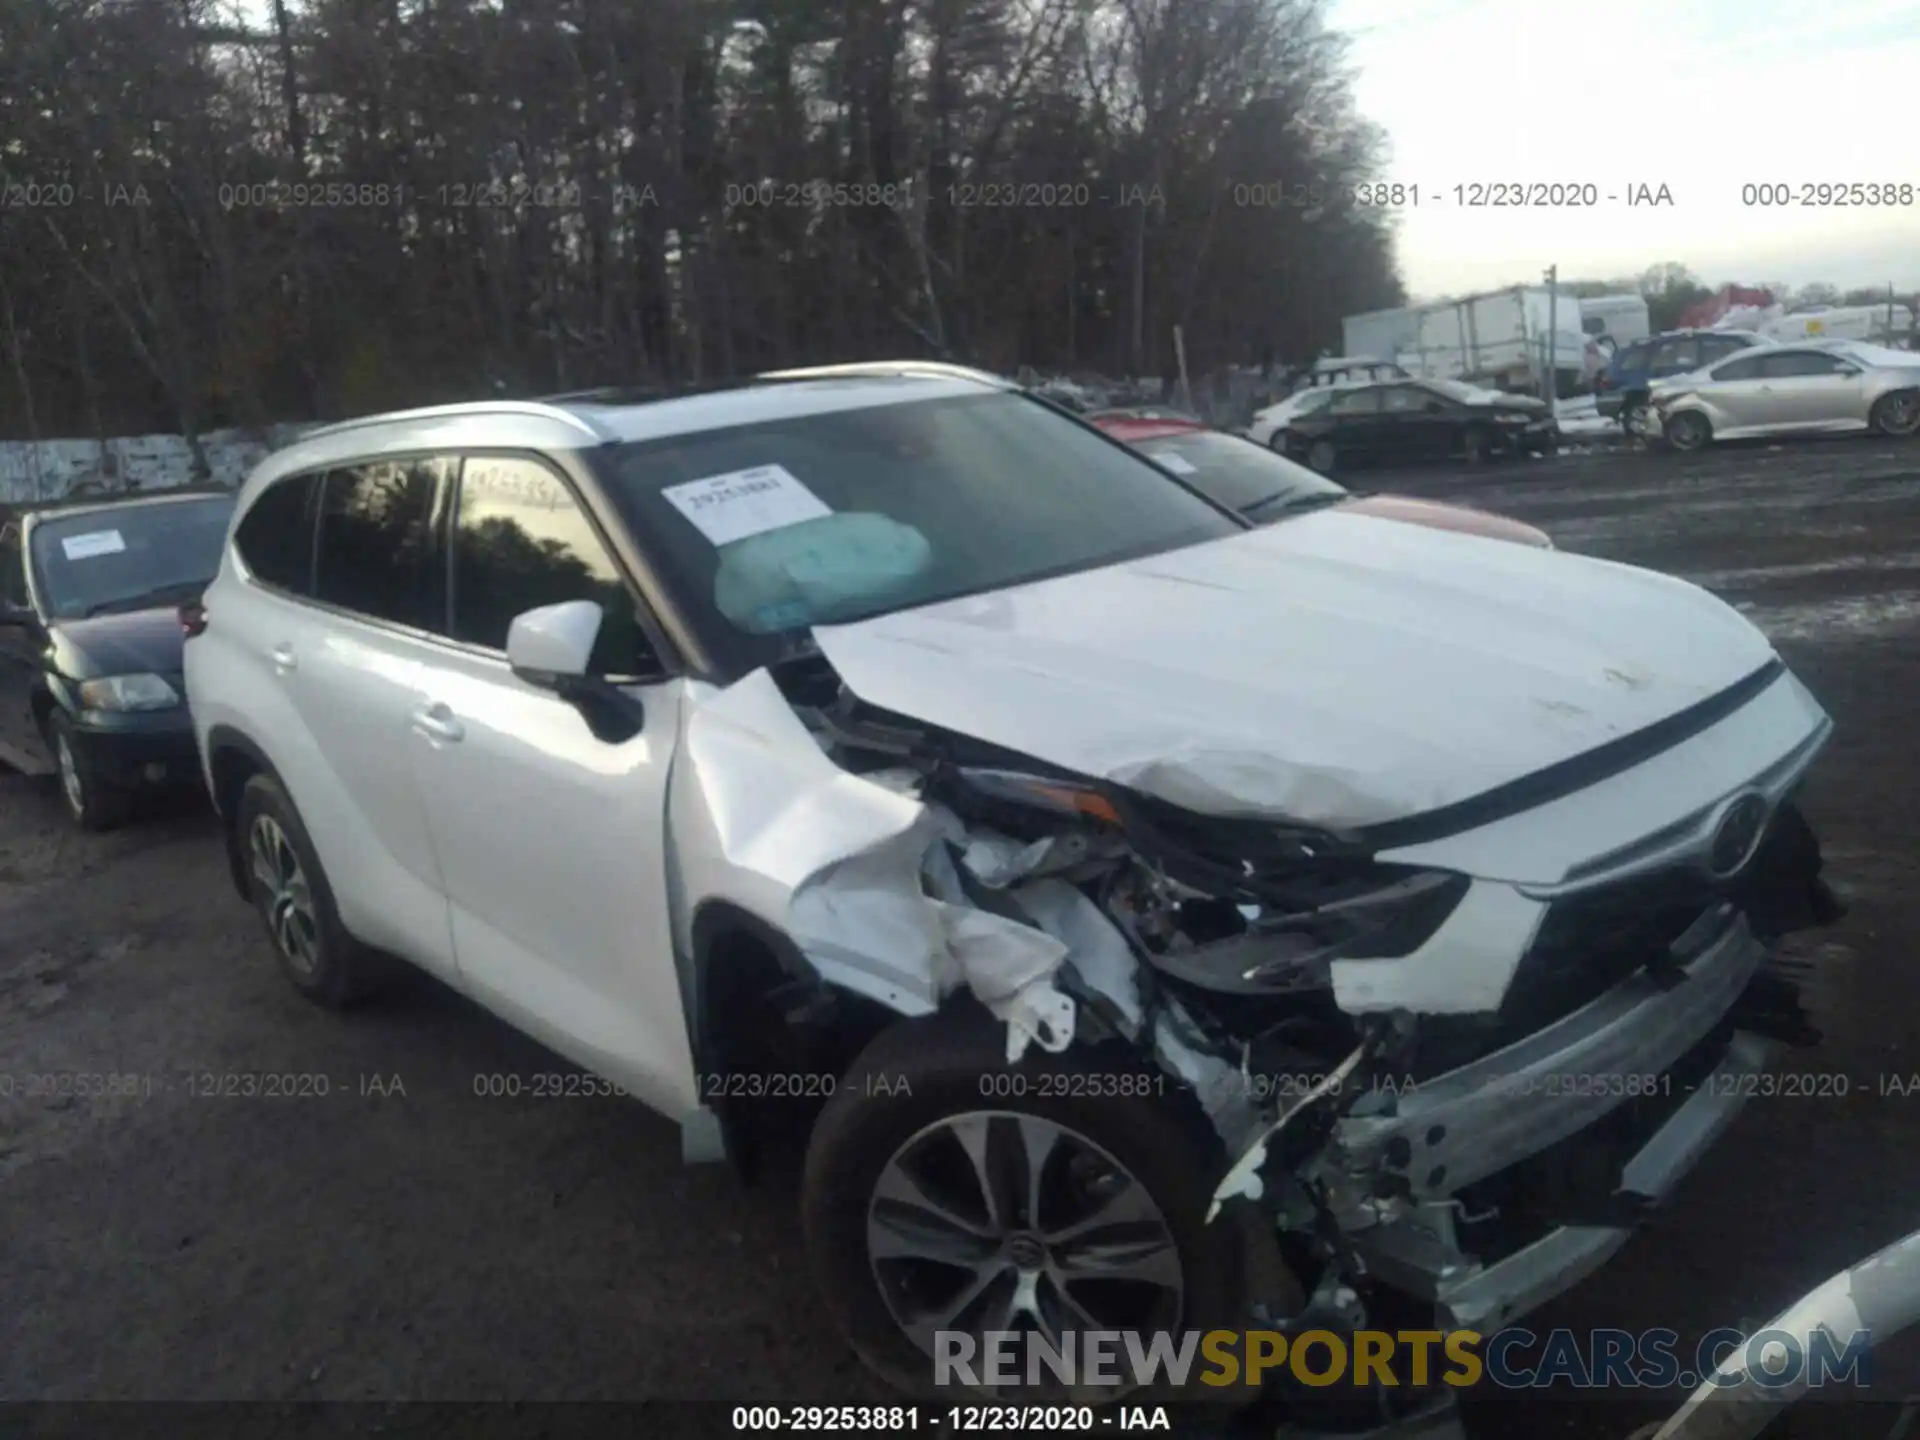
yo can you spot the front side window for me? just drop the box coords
[235,473,319,594]
[28,495,236,621]
[313,459,449,629]
[592,389,1241,671]
[448,455,652,676]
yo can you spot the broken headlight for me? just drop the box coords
[952,766,1124,826]
[1119,865,1470,997]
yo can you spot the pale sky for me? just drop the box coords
[1330,0,1920,299]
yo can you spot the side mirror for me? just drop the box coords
[506,599,602,681]
[506,599,647,743]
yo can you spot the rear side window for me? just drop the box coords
[1329,388,1382,415]
[1762,351,1850,378]
[313,459,450,629]
[235,474,318,593]
[448,455,651,676]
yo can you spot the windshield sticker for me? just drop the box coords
[663,464,832,547]
[1157,453,1199,476]
[61,529,128,560]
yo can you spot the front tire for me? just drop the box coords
[1664,409,1712,452]
[1462,425,1491,464]
[1305,438,1337,474]
[235,773,380,1008]
[1870,390,1920,437]
[801,1010,1246,1403]
[49,711,126,832]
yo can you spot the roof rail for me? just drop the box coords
[756,360,1012,388]
[292,399,609,445]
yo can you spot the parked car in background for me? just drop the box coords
[0,488,235,828]
[1649,343,1920,452]
[1281,377,1559,472]
[186,363,1839,1406]
[1595,330,1773,430]
[1246,386,1341,449]
[1092,415,1552,547]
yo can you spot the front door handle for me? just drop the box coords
[270,643,297,674]
[410,702,465,744]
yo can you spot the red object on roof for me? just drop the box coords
[1089,416,1208,443]
[1678,284,1775,330]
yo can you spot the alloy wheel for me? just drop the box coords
[1307,440,1336,473]
[1667,412,1710,451]
[249,814,320,975]
[55,733,85,819]
[1878,393,1920,436]
[866,1111,1184,1373]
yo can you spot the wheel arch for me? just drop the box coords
[205,725,286,901]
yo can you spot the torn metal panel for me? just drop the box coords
[676,669,1078,1056]
[1209,1042,1369,1220]
[810,511,1777,830]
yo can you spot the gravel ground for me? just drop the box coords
[4,434,1920,1439]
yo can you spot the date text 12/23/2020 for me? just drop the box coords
[730,1404,1173,1432]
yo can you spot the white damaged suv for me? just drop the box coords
[185,361,1841,1403]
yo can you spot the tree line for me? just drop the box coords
[0,0,1408,463]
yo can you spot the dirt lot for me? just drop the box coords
[5,435,1920,1438]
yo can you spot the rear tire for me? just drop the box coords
[235,773,381,1008]
[1462,426,1491,464]
[801,1008,1249,1403]
[1664,410,1712,452]
[1870,390,1920,437]
[49,711,126,832]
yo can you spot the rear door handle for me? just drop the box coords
[410,702,465,744]
[270,643,296,674]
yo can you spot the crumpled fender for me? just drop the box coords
[671,669,1076,1061]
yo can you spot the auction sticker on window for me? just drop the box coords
[61,530,127,560]
[662,464,832,547]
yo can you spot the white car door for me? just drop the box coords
[404,452,698,1123]
[289,460,461,976]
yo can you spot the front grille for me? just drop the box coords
[1499,800,1825,1045]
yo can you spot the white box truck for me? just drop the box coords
[1408,288,1587,392]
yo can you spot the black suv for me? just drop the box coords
[0,489,235,828]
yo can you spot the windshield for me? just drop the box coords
[1131,431,1346,516]
[29,495,236,620]
[593,391,1243,670]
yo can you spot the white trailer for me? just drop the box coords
[1760,304,1915,346]
[1342,307,1426,367]
[1578,293,1651,346]
[1393,287,1588,393]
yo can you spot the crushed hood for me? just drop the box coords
[811,510,1778,830]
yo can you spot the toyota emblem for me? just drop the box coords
[1706,792,1770,879]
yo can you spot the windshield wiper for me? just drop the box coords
[1240,491,1347,520]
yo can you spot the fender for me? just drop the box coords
[203,724,287,901]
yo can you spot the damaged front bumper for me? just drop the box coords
[1335,906,1800,1331]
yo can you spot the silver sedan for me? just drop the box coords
[1647,341,1920,450]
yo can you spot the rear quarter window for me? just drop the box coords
[235,474,319,593]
